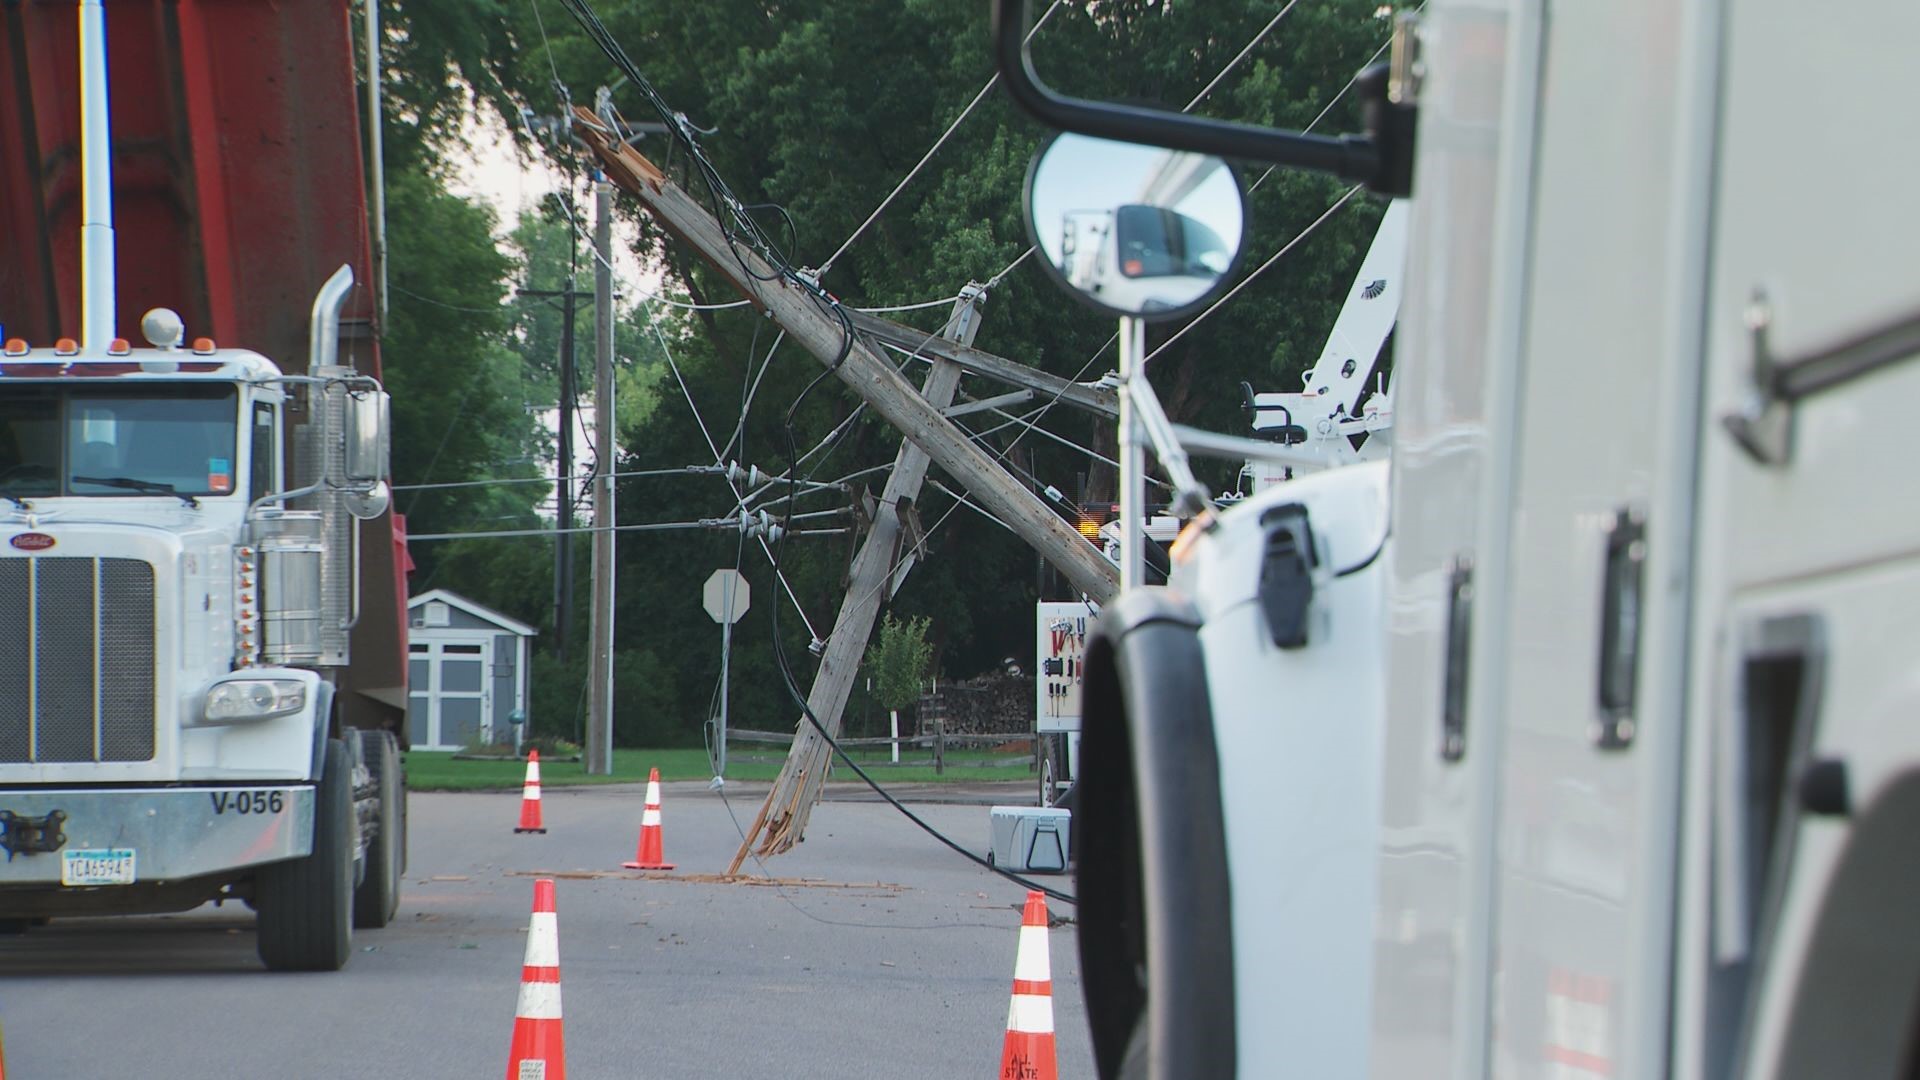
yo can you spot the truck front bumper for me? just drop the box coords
[0,786,314,886]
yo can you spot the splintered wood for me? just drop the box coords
[508,869,903,892]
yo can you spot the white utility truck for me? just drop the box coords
[0,3,404,973]
[998,0,1920,1077]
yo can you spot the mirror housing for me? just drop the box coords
[344,390,390,485]
[991,0,1418,197]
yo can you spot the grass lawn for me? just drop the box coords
[404,745,1038,791]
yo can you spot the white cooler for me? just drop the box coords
[988,805,1071,873]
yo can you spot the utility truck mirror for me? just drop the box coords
[344,390,390,486]
[1023,132,1248,322]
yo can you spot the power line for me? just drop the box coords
[390,282,514,315]
[640,299,827,642]
[816,0,1068,278]
[1185,0,1303,111]
[854,295,966,314]
[719,327,785,463]
[1143,185,1363,369]
[1250,34,1396,194]
[392,466,708,493]
[407,519,708,542]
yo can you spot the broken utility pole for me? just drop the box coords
[728,287,986,868]
[572,108,1118,605]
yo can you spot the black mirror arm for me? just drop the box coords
[992,0,1416,197]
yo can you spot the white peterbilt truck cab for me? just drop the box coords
[0,5,403,973]
[0,281,405,973]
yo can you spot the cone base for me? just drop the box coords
[1000,1033,1058,1080]
[621,861,675,870]
[514,827,548,835]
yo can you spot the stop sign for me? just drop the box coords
[702,569,750,624]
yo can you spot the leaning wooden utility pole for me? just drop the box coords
[571,108,1118,607]
[585,178,616,776]
[728,287,987,867]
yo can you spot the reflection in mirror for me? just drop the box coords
[1026,133,1247,320]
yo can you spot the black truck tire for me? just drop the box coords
[256,737,354,971]
[353,729,403,928]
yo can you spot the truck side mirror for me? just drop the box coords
[341,390,391,520]
[1025,132,1248,322]
[345,390,390,485]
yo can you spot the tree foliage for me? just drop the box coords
[382,0,1398,745]
[866,614,935,712]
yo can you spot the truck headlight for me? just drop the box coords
[204,679,307,723]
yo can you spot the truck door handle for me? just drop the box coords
[1440,555,1472,762]
[1594,507,1647,749]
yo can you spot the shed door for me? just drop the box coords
[432,638,491,749]
[405,635,495,749]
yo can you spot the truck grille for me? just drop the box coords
[0,557,157,764]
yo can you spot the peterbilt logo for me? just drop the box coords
[9,532,54,551]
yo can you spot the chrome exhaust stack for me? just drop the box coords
[79,0,116,351]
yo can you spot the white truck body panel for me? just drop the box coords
[1173,460,1390,1078]
[1672,0,1920,1075]
[1371,1,1538,1074]
[1374,0,1920,1076]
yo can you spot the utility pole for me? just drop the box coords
[586,178,616,776]
[517,274,592,660]
[730,287,987,868]
[571,110,1119,604]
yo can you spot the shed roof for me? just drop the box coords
[407,588,538,638]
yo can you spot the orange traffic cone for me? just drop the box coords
[621,767,675,870]
[506,877,566,1080]
[999,890,1058,1080]
[514,749,546,834]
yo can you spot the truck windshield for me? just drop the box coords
[1114,203,1233,279]
[0,384,240,498]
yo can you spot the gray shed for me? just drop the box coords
[405,589,537,751]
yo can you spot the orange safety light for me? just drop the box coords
[3,338,28,356]
[107,338,131,355]
[1075,501,1118,541]
[53,338,79,355]
[191,337,216,355]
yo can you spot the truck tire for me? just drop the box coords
[353,730,403,928]
[256,737,353,971]
[1077,590,1236,1080]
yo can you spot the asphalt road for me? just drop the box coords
[0,780,1093,1079]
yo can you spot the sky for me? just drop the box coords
[442,105,657,294]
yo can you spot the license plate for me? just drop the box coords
[62,848,136,886]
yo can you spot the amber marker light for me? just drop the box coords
[1169,508,1218,565]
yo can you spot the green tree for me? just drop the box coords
[866,613,935,713]
[383,0,1401,747]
